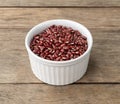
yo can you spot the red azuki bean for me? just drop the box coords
[62,56,67,60]
[34,35,39,39]
[63,46,69,50]
[55,42,61,47]
[55,50,59,55]
[30,25,88,61]
[38,46,45,52]
[55,57,61,61]
[60,43,66,48]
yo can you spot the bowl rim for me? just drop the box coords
[25,19,93,64]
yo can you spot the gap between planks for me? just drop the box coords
[0,6,120,8]
[0,82,119,85]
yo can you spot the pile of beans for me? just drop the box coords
[30,25,88,61]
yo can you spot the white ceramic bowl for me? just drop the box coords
[25,19,93,85]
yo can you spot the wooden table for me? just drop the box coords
[0,0,120,103]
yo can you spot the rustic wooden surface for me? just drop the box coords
[0,84,120,104]
[0,0,120,103]
[0,0,120,7]
[0,8,120,29]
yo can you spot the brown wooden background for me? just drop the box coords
[0,0,120,103]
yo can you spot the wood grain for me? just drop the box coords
[0,0,119,103]
[0,84,119,104]
[0,8,120,29]
[0,28,120,83]
[0,0,120,7]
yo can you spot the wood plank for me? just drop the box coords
[82,29,120,83]
[0,84,119,104]
[0,28,120,83]
[0,28,39,83]
[0,8,120,29]
[0,0,120,7]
